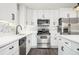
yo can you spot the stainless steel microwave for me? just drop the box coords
[37,19,50,25]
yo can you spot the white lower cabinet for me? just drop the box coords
[26,33,37,54]
[0,40,19,55]
[63,45,78,55]
[71,42,79,54]
[58,38,64,55]
[26,34,32,54]
[58,37,79,55]
[50,33,58,48]
[50,26,58,48]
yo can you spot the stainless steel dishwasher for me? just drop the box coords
[19,36,26,55]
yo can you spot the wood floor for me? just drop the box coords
[28,48,58,55]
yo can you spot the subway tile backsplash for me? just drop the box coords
[0,22,16,34]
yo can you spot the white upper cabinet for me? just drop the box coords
[35,10,50,19]
[33,10,59,26]
[26,8,33,25]
[37,10,43,19]
[19,5,33,26]
[0,3,18,24]
[18,4,27,33]
[60,8,77,18]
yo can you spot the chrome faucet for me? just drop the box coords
[16,25,22,35]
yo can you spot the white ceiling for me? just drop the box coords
[24,3,76,10]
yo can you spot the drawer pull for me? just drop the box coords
[59,39,61,40]
[9,46,14,50]
[61,46,64,51]
[65,42,68,44]
[55,37,56,40]
[28,40,30,43]
[77,48,79,51]
[11,13,15,20]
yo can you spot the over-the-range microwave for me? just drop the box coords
[37,19,50,25]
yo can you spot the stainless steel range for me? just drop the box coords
[37,19,50,48]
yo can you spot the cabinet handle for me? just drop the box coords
[54,37,56,40]
[28,40,30,43]
[61,46,64,51]
[65,42,68,44]
[9,46,14,50]
[11,13,15,20]
[59,39,61,40]
[77,48,79,51]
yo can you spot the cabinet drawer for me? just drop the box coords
[63,45,78,55]
[71,42,79,54]
[63,38,71,48]
[12,50,19,55]
[0,40,19,55]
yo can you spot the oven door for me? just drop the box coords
[37,35,50,44]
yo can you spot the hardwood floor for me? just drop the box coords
[28,48,58,55]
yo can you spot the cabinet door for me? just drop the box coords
[0,3,17,24]
[58,38,64,55]
[26,8,33,25]
[19,4,27,32]
[31,33,37,48]
[52,10,59,26]
[50,28,58,48]
[43,10,51,19]
[58,37,78,55]
[26,34,31,54]
[60,8,77,18]
[37,10,43,19]
[50,35,58,48]
[71,41,79,54]
[63,45,78,55]
[58,45,78,55]
[0,40,19,55]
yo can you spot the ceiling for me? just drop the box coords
[24,3,77,10]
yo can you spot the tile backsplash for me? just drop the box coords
[0,21,16,34]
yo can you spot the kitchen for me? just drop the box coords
[0,3,79,55]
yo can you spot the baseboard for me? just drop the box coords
[31,46,58,48]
